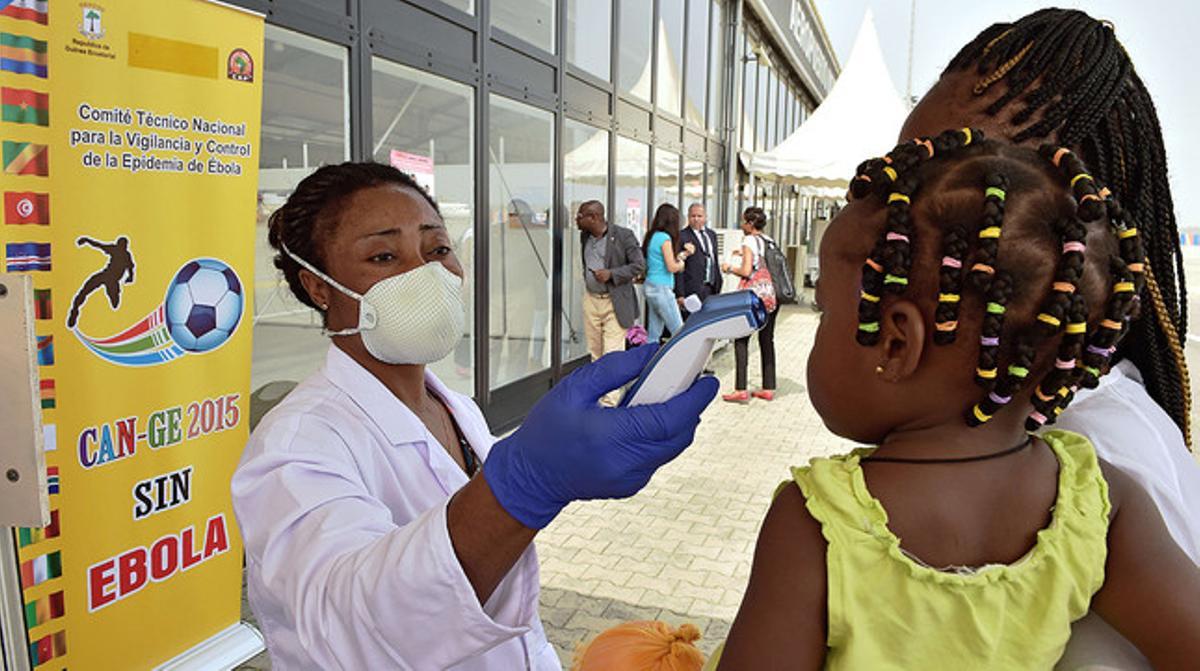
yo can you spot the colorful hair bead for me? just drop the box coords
[986,302,1006,315]
[980,336,999,347]
[1070,173,1093,188]
[1062,241,1087,254]
[1029,410,1048,425]
[935,321,958,332]
[1055,358,1077,370]
[1113,281,1135,293]
[1008,365,1030,378]
[1052,282,1076,293]
[1065,322,1087,334]
[1035,387,1056,402]
[985,186,1006,201]
[961,128,973,145]
[1087,344,1117,357]
[858,322,880,333]
[884,274,908,286]
[1036,313,1062,328]
[883,166,898,181]
[888,192,911,205]
[886,232,910,242]
[938,293,961,303]
[1052,147,1071,167]
[860,291,880,303]
[941,256,962,268]
[865,258,884,272]
[916,138,934,158]
[1127,262,1145,273]
[976,368,997,379]
[989,392,1012,404]
[971,263,995,275]
[1117,227,1139,240]
[978,226,1002,239]
[1100,319,1122,330]
[971,405,992,423]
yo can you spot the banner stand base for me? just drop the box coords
[153,622,265,670]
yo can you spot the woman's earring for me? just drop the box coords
[875,363,886,375]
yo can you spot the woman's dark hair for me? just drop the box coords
[941,8,1191,442]
[643,203,682,258]
[742,206,768,231]
[266,161,439,310]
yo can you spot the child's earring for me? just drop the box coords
[875,362,886,375]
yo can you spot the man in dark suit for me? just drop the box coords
[676,203,723,314]
[576,199,646,405]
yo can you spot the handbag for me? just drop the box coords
[737,237,777,312]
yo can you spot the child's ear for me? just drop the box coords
[876,300,926,381]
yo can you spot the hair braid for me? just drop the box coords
[974,270,1015,389]
[942,8,1191,435]
[933,226,970,345]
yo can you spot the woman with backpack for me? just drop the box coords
[721,206,779,402]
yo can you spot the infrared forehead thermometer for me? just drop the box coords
[621,290,767,407]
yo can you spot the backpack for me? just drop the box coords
[737,236,777,313]
[760,236,797,304]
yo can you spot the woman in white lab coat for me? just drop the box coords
[231,163,717,670]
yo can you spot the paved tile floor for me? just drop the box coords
[235,303,849,669]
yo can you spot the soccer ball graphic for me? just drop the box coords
[164,258,244,353]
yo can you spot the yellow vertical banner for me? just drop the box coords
[1,1,263,668]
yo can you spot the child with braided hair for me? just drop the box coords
[711,131,1200,670]
[903,14,1200,664]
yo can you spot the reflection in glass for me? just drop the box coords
[371,58,475,396]
[656,0,684,116]
[489,95,554,389]
[708,0,724,132]
[704,165,717,218]
[615,137,650,241]
[654,149,681,211]
[492,0,555,53]
[684,158,704,212]
[756,59,769,152]
[563,121,609,363]
[618,0,652,102]
[684,0,708,127]
[254,26,349,391]
[741,32,755,149]
[438,0,473,14]
[567,0,611,80]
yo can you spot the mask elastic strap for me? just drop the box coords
[279,242,366,336]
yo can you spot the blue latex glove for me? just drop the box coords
[483,345,720,529]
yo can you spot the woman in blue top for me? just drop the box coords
[641,203,694,342]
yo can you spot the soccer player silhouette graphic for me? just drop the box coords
[67,236,136,329]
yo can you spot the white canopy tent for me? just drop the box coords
[741,9,908,195]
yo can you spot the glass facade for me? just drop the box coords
[566,0,611,80]
[656,0,685,116]
[253,26,349,392]
[618,0,653,103]
[238,0,831,427]
[488,94,555,389]
[491,0,555,53]
[562,120,608,364]
[371,58,476,395]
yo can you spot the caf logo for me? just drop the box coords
[227,48,253,83]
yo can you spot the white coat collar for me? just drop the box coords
[320,344,488,455]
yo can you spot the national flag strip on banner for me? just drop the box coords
[2,140,47,175]
[27,631,66,667]
[1,86,46,125]
[23,590,64,629]
[39,378,53,409]
[4,241,50,271]
[0,32,46,77]
[46,465,58,493]
[33,287,50,318]
[42,423,54,451]
[17,509,61,547]
[4,191,49,224]
[36,333,53,364]
[18,550,61,589]
[0,1,48,26]
[74,303,187,366]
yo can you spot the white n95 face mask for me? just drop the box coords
[281,243,465,365]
